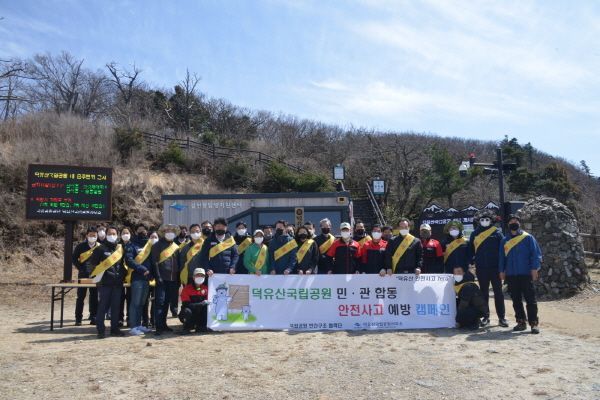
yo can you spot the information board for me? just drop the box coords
[26,164,112,221]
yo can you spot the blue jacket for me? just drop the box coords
[199,233,239,274]
[268,233,297,274]
[499,231,542,276]
[125,239,152,282]
[467,227,504,270]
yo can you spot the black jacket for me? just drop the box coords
[234,233,253,274]
[467,227,504,270]
[151,238,180,283]
[93,242,126,287]
[72,240,99,278]
[295,239,319,273]
[455,272,488,323]
[314,233,334,273]
[384,235,423,273]
[199,233,239,274]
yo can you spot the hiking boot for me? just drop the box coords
[75,320,82,326]
[97,331,106,339]
[178,328,191,336]
[530,322,540,334]
[89,318,97,325]
[513,320,527,332]
[480,317,490,327]
[110,329,125,337]
[498,318,509,328]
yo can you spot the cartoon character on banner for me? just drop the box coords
[242,305,251,321]
[212,283,232,321]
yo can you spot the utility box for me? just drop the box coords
[162,192,351,235]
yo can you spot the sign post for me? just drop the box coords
[26,164,112,282]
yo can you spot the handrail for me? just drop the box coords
[140,131,304,173]
[365,182,386,226]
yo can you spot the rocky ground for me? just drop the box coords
[0,267,599,400]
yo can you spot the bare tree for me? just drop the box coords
[106,62,141,105]
[0,59,29,120]
[164,69,202,132]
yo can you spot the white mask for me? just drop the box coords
[399,229,409,236]
[479,220,491,227]
[254,237,264,245]
[150,237,159,245]
[165,232,176,241]
[454,274,463,283]
[97,230,106,239]
[449,229,460,238]
[194,277,205,285]
[372,232,382,240]
[341,231,351,239]
[106,234,118,243]
[237,229,247,236]
[190,232,202,240]
[121,234,130,242]
[87,236,97,245]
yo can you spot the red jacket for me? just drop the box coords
[359,239,388,273]
[180,283,209,304]
[326,239,361,274]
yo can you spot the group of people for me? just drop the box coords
[73,211,542,338]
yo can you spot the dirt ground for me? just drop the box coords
[1,269,599,400]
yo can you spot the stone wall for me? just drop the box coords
[517,196,590,298]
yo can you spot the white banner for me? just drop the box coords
[207,274,456,331]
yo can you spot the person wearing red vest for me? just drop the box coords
[179,268,210,334]
[358,224,388,275]
[419,224,443,273]
[326,222,361,274]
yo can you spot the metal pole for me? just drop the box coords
[63,220,74,282]
[497,148,506,233]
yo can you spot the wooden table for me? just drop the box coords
[46,283,129,331]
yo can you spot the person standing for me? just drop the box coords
[178,224,206,286]
[90,226,126,338]
[72,226,100,325]
[419,224,444,273]
[353,220,371,250]
[233,222,253,274]
[268,220,297,275]
[384,218,422,275]
[442,220,469,274]
[151,224,180,335]
[468,212,508,328]
[294,226,319,274]
[358,224,388,275]
[326,222,361,274]
[199,217,239,277]
[499,215,543,334]
[243,230,270,275]
[315,218,335,274]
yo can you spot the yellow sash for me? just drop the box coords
[296,239,315,264]
[318,234,335,254]
[209,236,235,259]
[134,240,153,264]
[444,237,467,263]
[180,239,204,284]
[237,237,253,255]
[178,239,190,250]
[124,262,133,284]
[358,235,372,247]
[473,227,497,253]
[78,243,98,263]
[504,232,529,256]
[91,244,123,280]
[274,239,298,261]
[255,245,268,271]
[392,234,415,272]
[159,242,179,264]
[454,280,478,294]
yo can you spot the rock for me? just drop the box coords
[517,196,589,299]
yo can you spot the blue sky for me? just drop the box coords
[1,0,599,174]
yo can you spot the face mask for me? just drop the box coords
[454,274,463,283]
[87,236,97,244]
[254,237,264,245]
[399,229,409,236]
[372,232,382,240]
[479,219,491,227]
[355,229,365,236]
[179,232,187,238]
[202,228,212,236]
[298,233,308,240]
[136,231,147,238]
[321,228,330,235]
[383,234,392,241]
[165,232,176,241]
[276,228,284,235]
[121,234,131,242]
[308,229,314,236]
[420,231,431,239]
[449,229,460,238]
[237,229,247,236]
[509,223,520,231]
[98,230,106,239]
[106,234,118,243]
[215,229,226,236]
[150,237,159,245]
[190,232,201,240]
[341,231,351,239]
[194,277,205,285]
